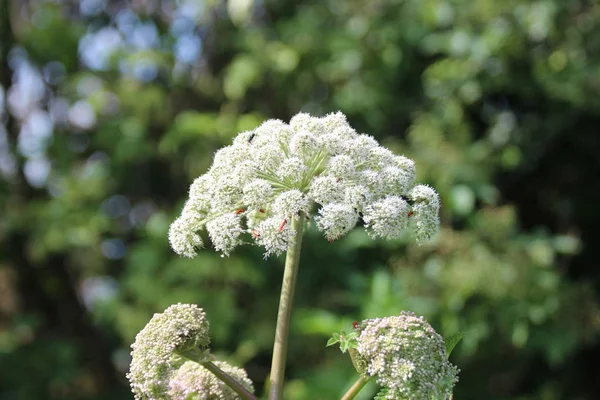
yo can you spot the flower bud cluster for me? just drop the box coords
[128,303,211,399]
[169,112,440,257]
[169,361,254,400]
[355,312,458,400]
[128,304,254,400]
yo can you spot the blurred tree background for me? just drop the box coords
[1,0,599,399]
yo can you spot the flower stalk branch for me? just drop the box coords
[340,375,371,400]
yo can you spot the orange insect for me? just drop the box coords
[407,211,414,217]
[251,229,260,238]
[278,219,288,233]
[235,208,245,215]
[259,208,265,213]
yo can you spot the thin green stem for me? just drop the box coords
[267,213,306,400]
[200,361,258,400]
[340,375,371,400]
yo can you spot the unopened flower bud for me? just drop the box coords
[128,304,210,399]
[356,312,459,400]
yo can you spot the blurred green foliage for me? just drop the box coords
[1,0,599,399]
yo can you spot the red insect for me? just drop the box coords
[235,208,245,215]
[407,211,414,217]
[259,208,265,213]
[352,321,359,330]
[278,219,288,233]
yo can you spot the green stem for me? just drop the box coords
[340,375,371,400]
[201,361,258,400]
[267,213,306,400]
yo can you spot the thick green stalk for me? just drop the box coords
[201,361,258,400]
[267,213,306,400]
[340,375,371,400]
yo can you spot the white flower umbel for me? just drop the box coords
[169,112,440,257]
[169,361,255,400]
[355,312,459,400]
[127,304,210,400]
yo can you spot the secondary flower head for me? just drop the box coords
[128,303,210,399]
[169,360,255,400]
[355,312,459,400]
[170,112,440,257]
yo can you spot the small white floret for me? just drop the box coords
[205,213,244,256]
[315,203,358,241]
[363,195,410,239]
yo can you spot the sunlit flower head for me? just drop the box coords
[127,303,210,399]
[169,112,440,257]
[355,312,458,400]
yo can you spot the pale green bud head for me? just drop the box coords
[127,304,210,399]
[356,312,459,400]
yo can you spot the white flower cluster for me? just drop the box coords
[127,303,210,399]
[356,312,459,400]
[169,112,440,257]
[169,360,255,400]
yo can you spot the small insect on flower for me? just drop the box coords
[407,211,414,217]
[251,229,261,238]
[353,321,360,330]
[278,219,288,233]
[248,132,256,143]
[259,208,266,213]
[401,194,415,206]
[235,208,245,215]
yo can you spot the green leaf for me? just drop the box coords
[340,341,351,353]
[326,334,341,347]
[326,330,358,353]
[444,331,465,356]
